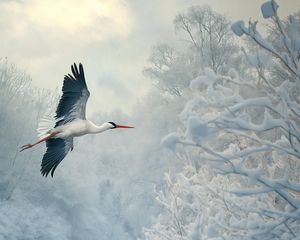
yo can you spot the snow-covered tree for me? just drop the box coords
[144,6,242,98]
[174,5,242,74]
[0,58,58,200]
[143,43,193,97]
[145,1,300,239]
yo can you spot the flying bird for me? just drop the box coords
[20,63,134,177]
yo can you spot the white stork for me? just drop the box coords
[20,63,133,177]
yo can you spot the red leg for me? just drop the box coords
[20,131,60,152]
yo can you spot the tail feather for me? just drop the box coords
[37,113,62,139]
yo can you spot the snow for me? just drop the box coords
[230,187,272,196]
[160,132,181,150]
[191,222,201,240]
[1,1,300,239]
[187,117,216,142]
[247,50,274,68]
[190,76,210,91]
[207,223,219,238]
[261,0,279,19]
[228,68,239,79]
[153,2,300,236]
[231,21,246,37]
[0,61,183,240]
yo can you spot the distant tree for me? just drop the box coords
[174,6,242,74]
[143,43,193,97]
[0,59,58,200]
[144,6,242,97]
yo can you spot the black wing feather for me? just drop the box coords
[55,63,90,124]
[41,138,73,177]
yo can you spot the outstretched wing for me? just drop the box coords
[41,138,73,177]
[55,63,90,124]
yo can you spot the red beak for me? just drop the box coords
[116,124,134,128]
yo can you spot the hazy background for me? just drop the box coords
[0,0,298,115]
[0,1,300,239]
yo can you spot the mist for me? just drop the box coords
[1,0,300,239]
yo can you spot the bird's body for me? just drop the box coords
[51,119,111,138]
[20,63,133,177]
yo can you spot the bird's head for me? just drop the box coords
[108,122,134,129]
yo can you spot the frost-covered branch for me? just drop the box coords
[147,1,300,239]
[232,0,300,80]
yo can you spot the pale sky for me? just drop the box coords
[0,0,299,116]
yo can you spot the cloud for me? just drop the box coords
[0,0,138,114]
[0,0,297,116]
[0,0,195,115]
[1,0,131,42]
